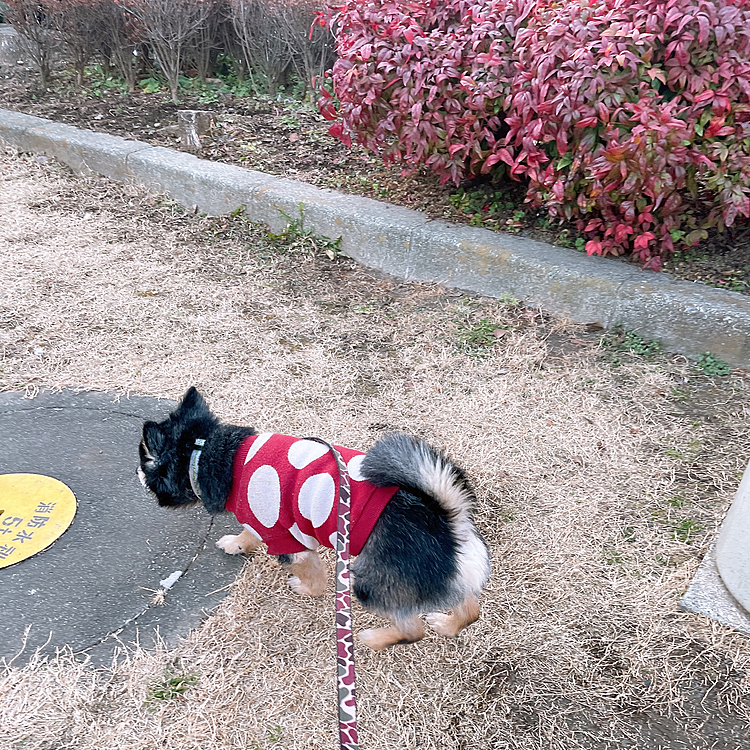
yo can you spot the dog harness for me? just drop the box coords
[223,433,397,557]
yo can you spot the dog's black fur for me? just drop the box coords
[139,387,490,647]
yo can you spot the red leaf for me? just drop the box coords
[705,116,727,137]
[697,14,710,44]
[320,104,337,121]
[480,153,505,173]
[576,117,599,128]
[633,232,655,249]
[328,121,344,139]
[694,90,715,103]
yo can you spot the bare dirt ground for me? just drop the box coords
[1,144,750,750]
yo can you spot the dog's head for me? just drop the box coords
[138,386,218,508]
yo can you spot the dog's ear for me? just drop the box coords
[177,386,208,416]
[142,420,166,462]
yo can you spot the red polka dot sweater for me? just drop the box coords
[225,433,399,555]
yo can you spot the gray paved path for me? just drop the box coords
[0,389,244,666]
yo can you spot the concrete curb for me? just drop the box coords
[2,107,749,368]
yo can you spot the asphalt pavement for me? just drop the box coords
[0,389,245,666]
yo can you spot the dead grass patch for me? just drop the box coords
[1,144,749,749]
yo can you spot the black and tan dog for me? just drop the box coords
[138,387,490,649]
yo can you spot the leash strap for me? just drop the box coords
[308,438,358,750]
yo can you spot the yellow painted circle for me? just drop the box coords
[0,474,77,568]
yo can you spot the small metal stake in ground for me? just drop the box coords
[0,474,76,568]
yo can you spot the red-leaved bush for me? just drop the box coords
[321,0,750,267]
[320,0,524,184]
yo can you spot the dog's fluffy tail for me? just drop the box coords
[361,433,490,595]
[361,433,473,519]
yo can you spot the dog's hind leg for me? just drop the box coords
[426,594,480,638]
[280,550,327,597]
[358,616,425,651]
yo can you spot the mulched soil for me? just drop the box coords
[1,65,748,293]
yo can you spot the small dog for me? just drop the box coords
[138,387,490,650]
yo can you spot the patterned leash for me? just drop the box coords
[309,438,358,750]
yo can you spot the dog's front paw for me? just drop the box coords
[216,534,247,555]
[426,612,460,637]
[288,575,326,597]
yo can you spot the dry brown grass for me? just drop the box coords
[1,143,749,749]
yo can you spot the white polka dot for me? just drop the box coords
[288,439,329,469]
[245,432,274,464]
[289,523,319,550]
[347,454,366,482]
[246,464,281,527]
[329,531,338,549]
[298,472,336,528]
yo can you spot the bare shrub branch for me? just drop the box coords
[93,0,143,92]
[4,0,59,86]
[48,0,103,87]
[117,0,214,101]
[183,0,223,81]
[281,0,335,98]
[228,0,292,96]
